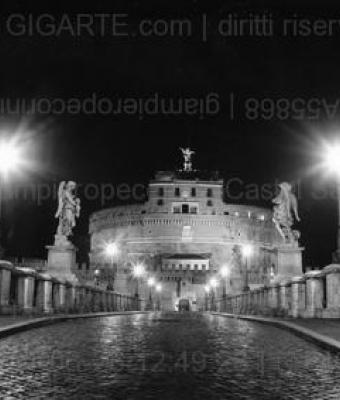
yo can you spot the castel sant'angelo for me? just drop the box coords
[88,148,302,311]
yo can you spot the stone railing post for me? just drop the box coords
[305,270,324,318]
[263,286,269,314]
[279,281,290,317]
[52,280,67,313]
[65,283,76,312]
[323,264,340,317]
[0,262,13,312]
[290,277,305,317]
[36,273,53,313]
[268,284,280,315]
[253,290,260,314]
[17,271,36,313]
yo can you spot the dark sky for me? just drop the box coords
[0,0,339,267]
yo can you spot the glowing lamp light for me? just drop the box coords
[242,244,253,258]
[209,277,218,288]
[147,277,155,287]
[133,263,145,278]
[105,242,118,257]
[220,265,230,278]
[155,283,162,292]
[324,144,340,176]
[204,285,210,293]
[0,139,23,175]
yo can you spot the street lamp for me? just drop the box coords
[147,276,155,310]
[0,139,23,177]
[323,144,340,261]
[242,245,253,291]
[220,264,230,311]
[94,268,100,286]
[132,263,145,310]
[105,242,119,290]
[204,284,210,311]
[208,277,218,311]
[155,283,162,311]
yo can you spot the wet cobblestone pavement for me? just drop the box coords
[0,312,340,399]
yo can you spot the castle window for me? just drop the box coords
[157,199,164,206]
[182,204,189,214]
[224,211,229,215]
[186,264,190,269]
[202,264,206,270]
[207,200,213,207]
[194,264,198,270]
[158,187,164,197]
[191,188,196,197]
[173,206,181,214]
[175,187,180,197]
[207,188,213,197]
[190,206,197,214]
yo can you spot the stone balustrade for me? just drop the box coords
[214,264,340,319]
[0,261,143,315]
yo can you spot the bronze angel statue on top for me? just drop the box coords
[272,182,300,244]
[55,181,81,240]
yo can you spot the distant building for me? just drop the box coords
[88,151,291,310]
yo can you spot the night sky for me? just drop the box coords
[0,0,339,268]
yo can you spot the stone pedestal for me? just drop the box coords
[275,246,303,282]
[46,236,78,284]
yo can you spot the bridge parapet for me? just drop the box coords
[0,261,143,316]
[214,264,340,319]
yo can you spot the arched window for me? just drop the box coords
[207,200,213,207]
[191,188,196,197]
[207,188,213,197]
[158,187,164,196]
[175,187,180,197]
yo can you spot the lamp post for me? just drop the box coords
[155,283,162,311]
[105,242,118,290]
[324,144,340,262]
[147,276,155,310]
[220,265,230,312]
[132,263,145,310]
[209,277,218,311]
[241,245,253,292]
[94,268,100,286]
[0,139,25,254]
[204,284,210,311]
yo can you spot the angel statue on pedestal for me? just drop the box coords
[54,181,81,245]
[180,147,195,172]
[272,182,300,245]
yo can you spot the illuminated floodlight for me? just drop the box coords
[242,244,253,258]
[147,277,156,287]
[133,263,145,278]
[220,265,230,278]
[324,144,340,176]
[105,242,118,257]
[155,283,162,292]
[209,277,218,288]
[0,139,23,175]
